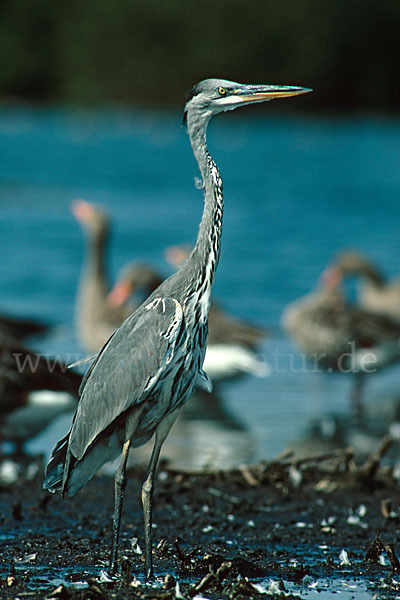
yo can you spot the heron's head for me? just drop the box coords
[183,78,311,124]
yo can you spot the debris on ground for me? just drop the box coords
[1,437,400,598]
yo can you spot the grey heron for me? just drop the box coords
[44,78,310,579]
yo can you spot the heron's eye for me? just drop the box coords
[218,87,226,96]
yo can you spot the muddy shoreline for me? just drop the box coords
[1,441,400,599]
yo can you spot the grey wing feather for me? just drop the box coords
[196,368,213,393]
[68,297,184,460]
[76,331,117,396]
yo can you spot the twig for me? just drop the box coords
[358,435,393,481]
[238,465,259,486]
[270,448,294,463]
[207,487,241,505]
[290,447,353,469]
[385,543,400,572]
[191,571,218,594]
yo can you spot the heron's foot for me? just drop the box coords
[99,568,118,583]
[145,561,154,582]
[108,557,119,578]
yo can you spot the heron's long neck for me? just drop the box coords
[184,114,224,318]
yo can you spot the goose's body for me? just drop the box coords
[283,283,400,372]
[0,335,81,450]
[0,314,50,342]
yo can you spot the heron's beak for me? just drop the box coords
[237,85,312,103]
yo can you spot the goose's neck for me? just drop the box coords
[362,264,384,287]
[86,230,107,282]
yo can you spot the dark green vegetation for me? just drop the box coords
[0,0,399,111]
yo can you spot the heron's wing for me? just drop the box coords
[68,297,184,460]
[77,337,117,396]
[196,368,213,393]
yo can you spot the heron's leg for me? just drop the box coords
[109,437,131,576]
[142,408,180,580]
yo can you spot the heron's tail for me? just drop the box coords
[43,433,69,493]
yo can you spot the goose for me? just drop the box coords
[336,250,400,323]
[282,265,400,412]
[72,200,133,353]
[0,334,81,452]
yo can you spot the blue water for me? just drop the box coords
[1,106,400,466]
